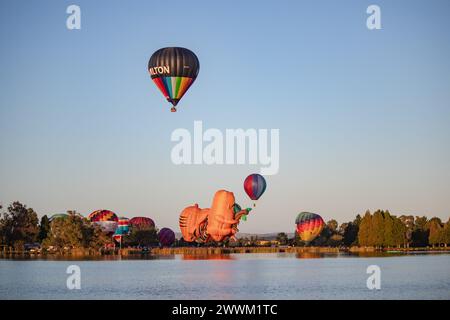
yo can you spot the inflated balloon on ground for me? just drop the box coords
[159,228,175,247]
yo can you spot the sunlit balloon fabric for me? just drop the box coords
[295,212,325,242]
[179,190,249,243]
[88,210,118,222]
[148,47,200,112]
[129,217,155,229]
[88,210,118,234]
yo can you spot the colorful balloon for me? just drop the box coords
[295,212,325,243]
[148,47,200,112]
[116,217,130,235]
[244,174,267,201]
[159,228,175,247]
[129,217,155,229]
[112,231,123,243]
[88,210,118,234]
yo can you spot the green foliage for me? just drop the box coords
[358,211,372,246]
[276,232,288,245]
[426,218,444,246]
[411,216,429,246]
[340,222,359,246]
[38,215,50,242]
[0,201,39,250]
[124,226,159,247]
[357,210,406,247]
[42,212,110,251]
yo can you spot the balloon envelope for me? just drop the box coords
[148,47,199,111]
[159,228,175,247]
[88,210,118,222]
[88,210,119,234]
[244,174,267,200]
[295,212,325,242]
[116,217,130,234]
[129,217,155,229]
[49,213,68,223]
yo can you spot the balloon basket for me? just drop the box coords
[170,107,177,112]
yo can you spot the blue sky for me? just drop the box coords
[0,0,449,232]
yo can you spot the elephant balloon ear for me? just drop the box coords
[242,215,247,222]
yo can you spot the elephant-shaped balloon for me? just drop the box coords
[179,204,209,243]
[179,190,249,243]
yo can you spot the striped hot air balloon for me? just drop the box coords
[88,210,118,234]
[158,228,175,247]
[295,212,325,243]
[129,217,155,229]
[148,47,200,112]
[116,217,130,235]
[244,174,267,206]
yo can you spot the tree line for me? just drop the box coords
[0,202,159,252]
[1,201,449,251]
[276,210,450,248]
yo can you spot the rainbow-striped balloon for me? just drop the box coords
[148,47,199,112]
[295,212,325,243]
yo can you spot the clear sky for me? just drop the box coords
[0,0,449,233]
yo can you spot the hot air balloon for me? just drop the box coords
[244,174,267,206]
[112,230,123,243]
[129,217,155,229]
[88,210,118,234]
[116,217,130,235]
[159,228,175,247]
[148,47,200,112]
[295,212,325,243]
[207,190,248,242]
[179,204,209,243]
[49,213,68,223]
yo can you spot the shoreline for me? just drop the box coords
[1,246,449,258]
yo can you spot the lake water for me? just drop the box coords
[1,252,449,299]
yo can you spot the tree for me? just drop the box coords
[0,201,39,250]
[392,217,406,247]
[38,215,50,242]
[340,222,359,246]
[370,210,385,247]
[327,220,338,233]
[443,219,450,247]
[412,216,429,247]
[383,211,395,247]
[358,211,372,246]
[276,232,288,245]
[399,215,414,247]
[427,218,444,247]
[42,212,109,252]
[124,227,159,248]
[43,214,84,251]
